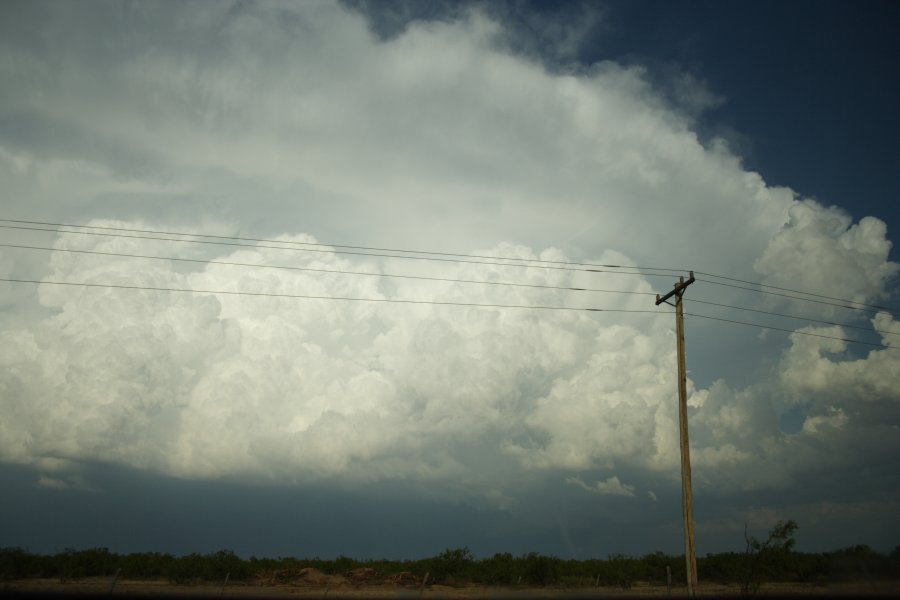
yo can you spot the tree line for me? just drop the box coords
[1,530,897,589]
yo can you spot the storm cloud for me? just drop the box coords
[0,0,897,556]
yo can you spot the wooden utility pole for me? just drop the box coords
[656,271,698,596]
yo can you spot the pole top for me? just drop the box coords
[655,271,695,306]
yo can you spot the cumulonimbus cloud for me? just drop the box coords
[0,1,897,510]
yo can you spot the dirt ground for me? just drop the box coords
[2,578,899,598]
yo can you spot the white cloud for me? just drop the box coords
[566,475,636,497]
[754,201,898,318]
[1,225,680,485]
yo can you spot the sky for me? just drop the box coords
[0,0,899,560]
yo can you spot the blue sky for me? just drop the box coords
[0,0,898,560]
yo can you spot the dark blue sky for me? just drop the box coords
[4,459,896,558]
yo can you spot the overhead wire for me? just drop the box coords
[0,277,671,315]
[9,219,898,309]
[4,220,897,311]
[690,298,900,337]
[5,243,893,336]
[695,270,900,313]
[2,218,897,349]
[0,243,659,297]
[0,219,681,277]
[684,312,898,352]
[5,219,895,313]
[694,275,898,317]
[2,276,892,352]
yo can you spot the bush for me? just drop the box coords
[167,553,204,584]
[4,536,899,588]
[476,552,519,585]
[426,547,473,584]
[0,547,40,579]
[607,554,637,590]
[521,552,560,586]
[120,552,174,579]
[740,520,798,594]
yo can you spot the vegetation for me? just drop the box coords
[737,519,799,594]
[1,524,898,589]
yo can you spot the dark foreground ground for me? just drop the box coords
[2,578,899,599]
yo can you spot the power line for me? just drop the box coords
[695,270,900,313]
[0,243,660,297]
[4,220,897,315]
[11,243,891,336]
[0,224,675,278]
[0,219,682,277]
[684,312,899,352]
[2,279,891,351]
[695,276,898,317]
[690,298,900,337]
[0,277,671,315]
[697,271,900,312]
[6,219,897,323]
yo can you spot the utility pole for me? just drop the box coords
[656,271,698,597]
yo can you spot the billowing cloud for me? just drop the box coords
[0,223,680,487]
[755,201,899,318]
